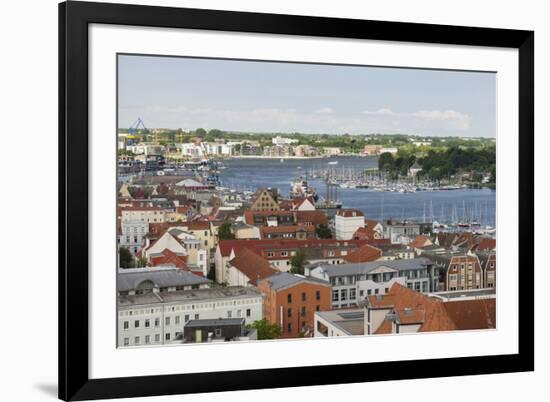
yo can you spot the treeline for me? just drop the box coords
[378,146,496,181]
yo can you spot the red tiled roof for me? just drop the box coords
[444,299,496,330]
[343,244,382,263]
[477,238,496,251]
[185,221,210,231]
[260,225,315,235]
[228,248,278,285]
[409,235,431,249]
[218,238,370,257]
[294,210,328,226]
[150,248,189,270]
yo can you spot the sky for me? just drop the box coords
[118,54,496,137]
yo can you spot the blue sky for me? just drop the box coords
[118,54,496,137]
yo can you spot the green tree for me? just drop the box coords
[289,249,306,275]
[248,319,282,340]
[315,224,332,239]
[135,256,148,268]
[218,221,235,240]
[195,128,207,137]
[378,152,394,170]
[119,247,134,268]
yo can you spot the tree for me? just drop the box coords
[195,128,207,137]
[248,319,282,340]
[218,221,235,240]
[135,256,148,268]
[119,247,134,268]
[289,249,306,275]
[316,224,332,239]
[378,152,394,170]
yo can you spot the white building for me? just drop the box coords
[307,258,439,308]
[335,209,364,240]
[121,206,166,224]
[119,220,149,254]
[117,268,262,347]
[272,136,298,145]
[180,142,205,158]
[379,147,398,155]
[203,142,234,156]
[126,143,165,156]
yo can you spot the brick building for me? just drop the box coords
[257,272,332,338]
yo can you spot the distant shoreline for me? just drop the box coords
[228,154,371,160]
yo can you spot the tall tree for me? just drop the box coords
[218,221,235,240]
[289,249,306,275]
[119,247,134,268]
[315,224,332,239]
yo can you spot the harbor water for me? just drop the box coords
[218,156,497,228]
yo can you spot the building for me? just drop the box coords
[249,188,280,212]
[478,252,496,288]
[379,147,398,155]
[423,252,486,291]
[183,318,257,343]
[272,136,298,145]
[314,308,364,337]
[117,283,263,347]
[364,283,495,335]
[384,220,432,244]
[257,272,332,338]
[323,147,342,155]
[121,206,166,224]
[260,224,316,240]
[118,220,149,254]
[363,145,382,156]
[408,162,422,176]
[335,209,365,240]
[244,210,294,227]
[226,248,279,287]
[306,258,439,308]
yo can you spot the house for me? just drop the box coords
[306,258,439,308]
[478,251,497,288]
[409,235,433,250]
[335,209,365,240]
[175,178,210,191]
[257,272,332,338]
[384,220,432,244]
[423,252,485,291]
[226,248,279,287]
[118,284,262,347]
[233,223,261,240]
[408,162,422,177]
[149,248,189,270]
[294,211,329,227]
[121,205,166,224]
[118,220,149,254]
[249,188,280,211]
[364,283,495,335]
[244,210,294,227]
[182,318,257,343]
[291,197,316,211]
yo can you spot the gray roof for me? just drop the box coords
[118,286,262,307]
[117,267,211,292]
[258,272,331,290]
[185,318,245,328]
[313,258,432,277]
[315,308,365,336]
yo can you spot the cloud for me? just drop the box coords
[411,110,471,130]
[362,108,394,115]
[314,107,334,114]
[360,108,471,131]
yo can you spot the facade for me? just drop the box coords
[307,258,439,308]
[226,248,278,287]
[335,209,365,240]
[423,252,487,291]
[183,318,257,343]
[257,272,332,338]
[249,188,280,212]
[121,206,166,224]
[384,220,432,244]
[118,284,263,347]
[119,220,149,254]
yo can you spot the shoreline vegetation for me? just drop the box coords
[118,128,496,188]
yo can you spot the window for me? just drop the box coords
[237,309,242,317]
[246,309,251,317]
[194,314,199,320]
[134,320,140,328]
[302,292,306,302]
[316,290,321,300]
[215,328,222,337]
[349,288,356,299]
[155,334,160,342]
[145,319,150,328]
[287,293,292,303]
[175,316,180,325]
[332,290,339,302]
[384,288,389,293]
[123,338,129,346]
[367,289,372,295]
[287,308,292,318]
[227,311,232,318]
[301,307,306,317]
[340,289,348,301]
[154,318,160,327]
[135,336,140,345]
[123,321,129,330]
[145,335,150,344]
[165,333,170,341]
[287,323,292,333]
[316,305,320,311]
[374,289,379,295]
[165,317,170,326]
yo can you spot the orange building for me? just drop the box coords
[257,272,332,338]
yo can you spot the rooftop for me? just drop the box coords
[312,258,433,277]
[117,267,210,292]
[315,308,365,336]
[184,318,245,328]
[258,272,331,291]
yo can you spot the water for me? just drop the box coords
[218,156,496,228]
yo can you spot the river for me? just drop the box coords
[218,156,496,228]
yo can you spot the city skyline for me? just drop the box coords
[118,55,497,138]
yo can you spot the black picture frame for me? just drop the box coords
[59,1,534,400]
